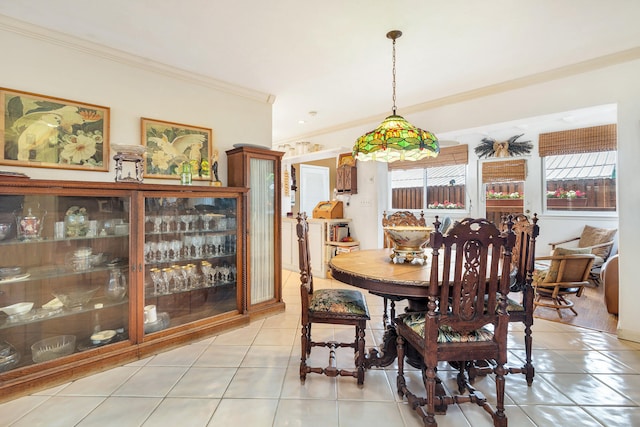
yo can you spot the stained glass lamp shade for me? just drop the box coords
[354,114,439,162]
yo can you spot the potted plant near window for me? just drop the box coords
[546,188,588,208]
[485,191,524,209]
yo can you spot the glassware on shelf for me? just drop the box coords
[178,266,189,291]
[161,268,174,294]
[201,261,212,287]
[152,215,163,233]
[150,268,162,295]
[64,206,89,237]
[180,213,191,231]
[14,206,46,240]
[170,240,181,261]
[186,263,198,288]
[105,267,127,301]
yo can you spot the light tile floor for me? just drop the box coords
[2,269,640,426]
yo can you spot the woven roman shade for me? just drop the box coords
[387,144,468,170]
[482,159,526,184]
[538,124,617,157]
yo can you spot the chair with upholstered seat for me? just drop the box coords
[504,213,539,386]
[467,213,539,387]
[532,252,595,318]
[549,225,617,285]
[395,217,515,427]
[296,213,370,386]
[379,210,427,324]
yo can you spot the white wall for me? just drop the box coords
[0,18,273,183]
[309,59,640,342]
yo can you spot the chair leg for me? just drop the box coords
[300,323,310,383]
[523,322,535,386]
[355,324,366,386]
[493,364,508,427]
[557,295,579,316]
[396,335,407,397]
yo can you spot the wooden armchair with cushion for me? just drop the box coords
[549,225,617,285]
[379,210,427,324]
[467,213,539,387]
[395,217,515,427]
[296,213,370,386]
[533,251,595,318]
[504,213,539,386]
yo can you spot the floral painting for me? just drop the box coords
[141,118,212,180]
[0,88,109,171]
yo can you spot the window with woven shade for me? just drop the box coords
[481,159,526,226]
[539,124,617,213]
[388,145,468,211]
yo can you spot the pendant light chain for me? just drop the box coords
[391,36,397,115]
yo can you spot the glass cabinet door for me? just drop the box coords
[142,196,240,335]
[249,157,276,305]
[0,192,131,373]
[226,146,283,314]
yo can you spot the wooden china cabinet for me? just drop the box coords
[0,178,249,402]
[226,146,284,318]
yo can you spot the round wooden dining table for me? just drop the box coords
[329,248,435,368]
[329,248,433,299]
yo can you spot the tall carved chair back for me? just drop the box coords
[296,213,370,386]
[503,213,539,386]
[395,217,515,427]
[378,211,427,323]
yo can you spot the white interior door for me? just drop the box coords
[300,164,330,216]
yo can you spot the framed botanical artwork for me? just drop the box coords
[141,117,213,180]
[0,88,110,171]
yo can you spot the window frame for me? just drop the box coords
[539,124,617,216]
[388,162,469,213]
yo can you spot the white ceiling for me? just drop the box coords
[1,1,638,146]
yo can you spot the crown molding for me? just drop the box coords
[0,14,275,105]
[274,47,640,145]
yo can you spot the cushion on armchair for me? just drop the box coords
[578,225,617,259]
[535,247,590,283]
[401,313,494,342]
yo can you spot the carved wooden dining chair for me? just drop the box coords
[378,210,427,324]
[395,217,515,427]
[296,213,370,386]
[463,214,539,387]
[504,213,538,385]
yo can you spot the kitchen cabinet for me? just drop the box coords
[336,164,357,194]
[0,179,249,401]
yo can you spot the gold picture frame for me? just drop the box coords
[0,87,110,171]
[141,117,213,180]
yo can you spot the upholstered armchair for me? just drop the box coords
[533,252,596,318]
[549,225,617,284]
